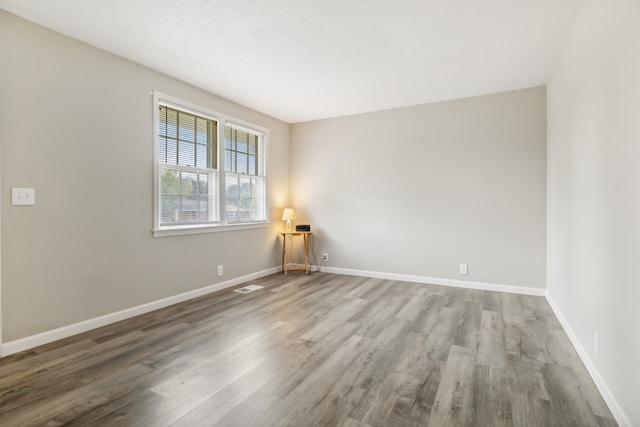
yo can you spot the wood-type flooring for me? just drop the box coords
[0,272,618,426]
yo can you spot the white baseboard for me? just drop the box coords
[1,266,280,357]
[313,265,546,296]
[545,294,631,427]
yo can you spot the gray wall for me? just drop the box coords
[547,0,640,424]
[291,87,547,289]
[0,11,290,341]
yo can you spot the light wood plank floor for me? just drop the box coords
[0,273,617,426]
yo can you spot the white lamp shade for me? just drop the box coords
[282,208,296,221]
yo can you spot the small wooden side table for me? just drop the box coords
[279,231,312,275]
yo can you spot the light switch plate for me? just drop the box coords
[12,188,35,205]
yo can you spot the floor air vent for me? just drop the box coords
[234,285,264,294]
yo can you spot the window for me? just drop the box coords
[153,92,268,236]
[224,124,266,223]
[158,105,218,226]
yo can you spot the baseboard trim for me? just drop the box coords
[1,266,281,357]
[545,293,631,427]
[313,265,546,296]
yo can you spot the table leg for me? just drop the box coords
[282,234,287,276]
[304,233,310,275]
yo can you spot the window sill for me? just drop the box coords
[153,221,270,238]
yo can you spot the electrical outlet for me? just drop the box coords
[322,253,329,262]
[594,331,599,357]
[12,187,35,205]
[459,264,468,275]
[217,265,224,276]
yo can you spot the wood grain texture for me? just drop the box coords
[0,272,617,426]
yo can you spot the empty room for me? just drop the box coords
[0,0,638,426]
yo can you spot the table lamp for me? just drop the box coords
[282,208,296,232]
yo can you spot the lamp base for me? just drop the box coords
[285,220,293,232]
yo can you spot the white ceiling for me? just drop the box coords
[0,0,583,123]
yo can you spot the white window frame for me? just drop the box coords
[153,91,269,237]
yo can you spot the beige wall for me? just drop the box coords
[547,0,640,424]
[0,11,290,341]
[291,87,547,289]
